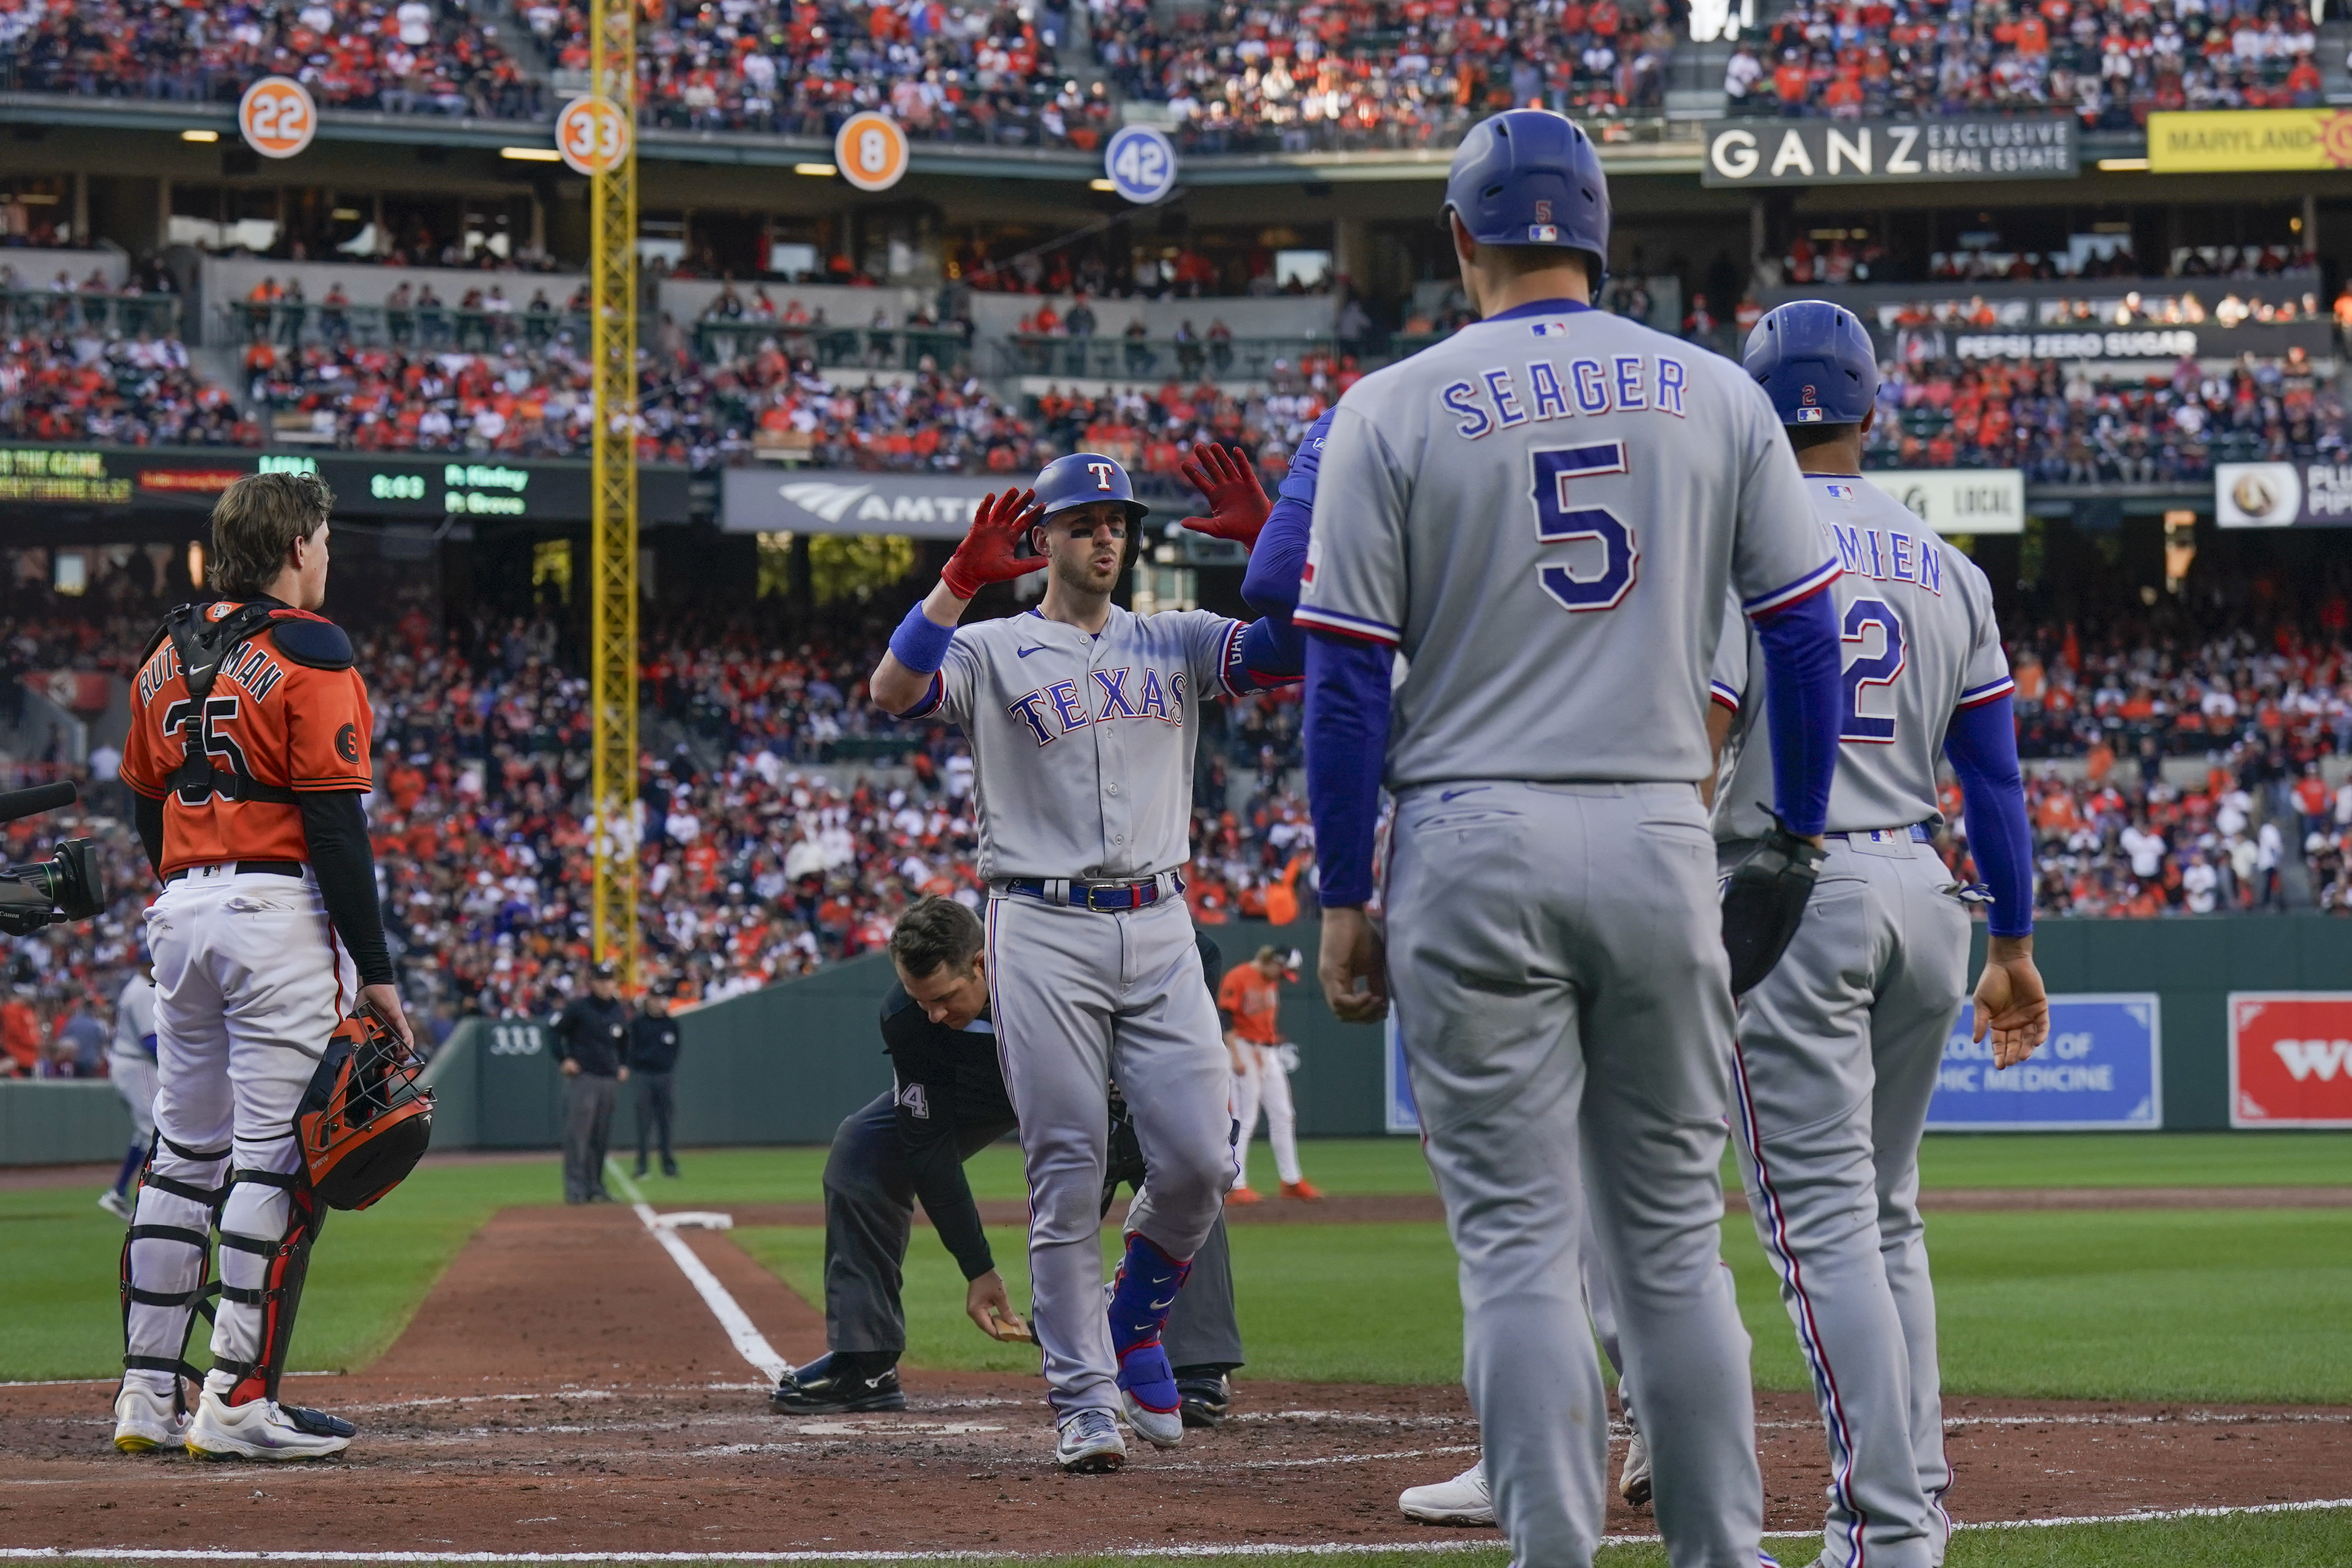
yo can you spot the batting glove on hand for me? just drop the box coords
[941,487,1047,601]
[1177,443,1271,550]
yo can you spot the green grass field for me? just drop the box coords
[14,1135,2352,1568]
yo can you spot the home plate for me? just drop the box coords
[792,1419,1008,1435]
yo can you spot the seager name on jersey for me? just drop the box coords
[1826,518,1944,597]
[1008,667,1187,746]
[1440,350,1691,440]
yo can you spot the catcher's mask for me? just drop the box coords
[294,1010,434,1211]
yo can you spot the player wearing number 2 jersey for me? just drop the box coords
[1707,301,2048,1568]
[1301,111,1846,1568]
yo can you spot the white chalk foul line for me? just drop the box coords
[607,1159,789,1386]
[7,1498,2352,1560]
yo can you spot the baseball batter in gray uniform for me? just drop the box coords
[868,449,1296,1473]
[1711,302,2049,1568]
[1301,113,1848,1568]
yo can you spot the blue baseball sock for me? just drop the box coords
[111,1141,144,1198]
[1108,1232,1190,1414]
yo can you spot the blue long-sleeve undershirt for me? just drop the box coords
[1237,408,1331,676]
[1303,629,1390,908]
[1944,692,2034,937]
[1751,584,1843,839]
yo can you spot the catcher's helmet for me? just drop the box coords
[294,1010,433,1211]
[1033,452,1150,527]
[1743,300,1879,427]
[1443,110,1611,282]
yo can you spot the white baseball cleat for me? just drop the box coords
[97,1189,134,1222]
[1619,1426,1652,1507]
[185,1390,355,1461]
[1119,1387,1185,1450]
[1055,1408,1127,1473]
[112,1381,191,1454]
[1400,1458,1494,1526]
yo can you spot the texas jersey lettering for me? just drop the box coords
[902,607,1249,880]
[120,605,374,872]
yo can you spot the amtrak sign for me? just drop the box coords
[721,470,1008,538]
[1701,117,2077,187]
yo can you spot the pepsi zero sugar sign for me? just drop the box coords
[1928,993,2161,1130]
[2229,992,2352,1128]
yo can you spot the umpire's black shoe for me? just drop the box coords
[771,1352,907,1414]
[1174,1369,1231,1429]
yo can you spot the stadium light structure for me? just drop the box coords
[588,0,641,990]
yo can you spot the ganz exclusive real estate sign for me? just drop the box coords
[1703,117,2078,187]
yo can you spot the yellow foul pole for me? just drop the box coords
[587,0,640,988]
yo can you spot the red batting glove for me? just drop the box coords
[1177,442,1271,550]
[941,487,1047,601]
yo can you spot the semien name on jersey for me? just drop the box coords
[1825,520,1944,597]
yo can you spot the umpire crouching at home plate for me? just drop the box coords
[774,895,1246,1423]
[552,960,630,1204]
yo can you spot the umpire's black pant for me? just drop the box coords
[821,1090,1244,1369]
[635,1071,677,1171]
[562,1073,617,1204]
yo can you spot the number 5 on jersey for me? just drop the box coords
[1529,441,1638,612]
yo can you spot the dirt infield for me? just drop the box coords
[6,1200,2350,1559]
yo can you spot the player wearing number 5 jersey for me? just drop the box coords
[114,471,412,1463]
[868,450,1297,1473]
[1301,111,1846,1568]
[1707,301,2048,1568]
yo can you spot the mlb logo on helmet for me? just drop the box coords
[1795,408,1826,423]
[1528,199,1558,244]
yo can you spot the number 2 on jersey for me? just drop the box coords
[1840,597,1906,743]
[1529,441,1638,612]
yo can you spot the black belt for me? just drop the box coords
[163,860,305,884]
[999,872,1184,911]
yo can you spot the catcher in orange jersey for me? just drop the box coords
[1216,946,1319,1203]
[112,470,413,1462]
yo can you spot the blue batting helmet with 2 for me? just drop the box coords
[1032,452,1150,526]
[1442,110,1611,279]
[1743,300,1879,427]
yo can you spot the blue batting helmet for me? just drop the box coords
[1032,452,1150,526]
[1442,110,1610,280]
[1743,300,1879,427]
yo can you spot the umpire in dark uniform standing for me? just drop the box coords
[628,990,683,1179]
[774,896,1246,1424]
[552,960,629,1204]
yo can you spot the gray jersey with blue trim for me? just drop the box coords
[1297,305,1837,788]
[912,606,1249,880]
[1710,475,2014,841]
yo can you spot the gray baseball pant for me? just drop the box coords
[985,890,1235,1419]
[1723,833,1969,1568]
[819,1089,1245,1367]
[1386,780,1761,1568]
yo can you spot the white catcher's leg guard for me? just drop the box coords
[119,1132,231,1415]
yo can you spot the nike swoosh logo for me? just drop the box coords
[1439,787,1490,802]
[1017,645,1048,658]
[1149,1294,1177,1309]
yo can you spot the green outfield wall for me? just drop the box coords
[6,916,2349,1164]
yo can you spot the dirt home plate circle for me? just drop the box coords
[556,94,633,176]
[237,76,317,160]
[834,111,911,192]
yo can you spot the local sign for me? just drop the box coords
[1702,117,2077,187]
[2229,992,2352,1128]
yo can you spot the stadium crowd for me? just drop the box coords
[1861,350,2342,482]
[1724,0,2325,124]
[0,0,542,118]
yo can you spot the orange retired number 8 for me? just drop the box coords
[238,77,317,160]
[556,96,630,176]
[834,111,908,192]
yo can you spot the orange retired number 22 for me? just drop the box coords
[239,78,316,160]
